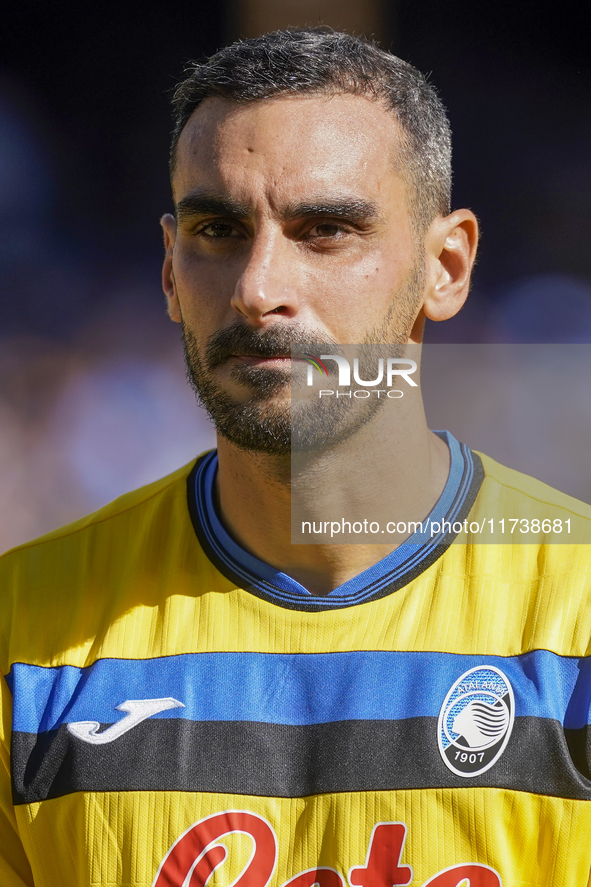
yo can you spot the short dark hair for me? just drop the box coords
[170,28,452,229]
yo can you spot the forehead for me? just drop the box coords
[173,93,408,207]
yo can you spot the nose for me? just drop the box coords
[231,227,300,326]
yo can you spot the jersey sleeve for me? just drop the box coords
[0,674,34,886]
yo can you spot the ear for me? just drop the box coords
[161,213,181,323]
[422,209,479,322]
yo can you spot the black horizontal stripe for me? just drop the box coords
[11,717,591,804]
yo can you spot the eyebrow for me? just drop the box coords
[175,190,382,226]
[281,199,382,225]
[175,191,252,222]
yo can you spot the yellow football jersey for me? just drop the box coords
[1,432,591,886]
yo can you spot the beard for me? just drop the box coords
[182,320,337,455]
[181,259,425,455]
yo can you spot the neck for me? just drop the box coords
[214,393,449,596]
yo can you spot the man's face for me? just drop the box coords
[163,92,426,453]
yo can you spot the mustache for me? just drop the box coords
[204,322,338,369]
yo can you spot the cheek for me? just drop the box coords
[311,252,410,332]
[173,247,235,320]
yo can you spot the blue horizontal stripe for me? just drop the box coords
[6,649,591,735]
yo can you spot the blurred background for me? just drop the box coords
[1,0,591,551]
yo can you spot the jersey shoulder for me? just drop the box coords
[0,458,201,560]
[476,449,591,520]
[0,456,214,670]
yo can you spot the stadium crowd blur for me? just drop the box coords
[1,0,591,553]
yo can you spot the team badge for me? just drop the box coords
[438,665,515,777]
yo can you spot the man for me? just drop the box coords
[1,29,590,887]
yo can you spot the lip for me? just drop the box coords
[230,355,293,366]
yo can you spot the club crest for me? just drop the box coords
[438,665,515,777]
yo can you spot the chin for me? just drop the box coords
[215,401,293,456]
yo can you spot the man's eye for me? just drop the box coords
[198,222,241,238]
[307,223,347,238]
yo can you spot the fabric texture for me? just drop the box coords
[1,434,591,886]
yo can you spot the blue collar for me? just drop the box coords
[188,431,483,611]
